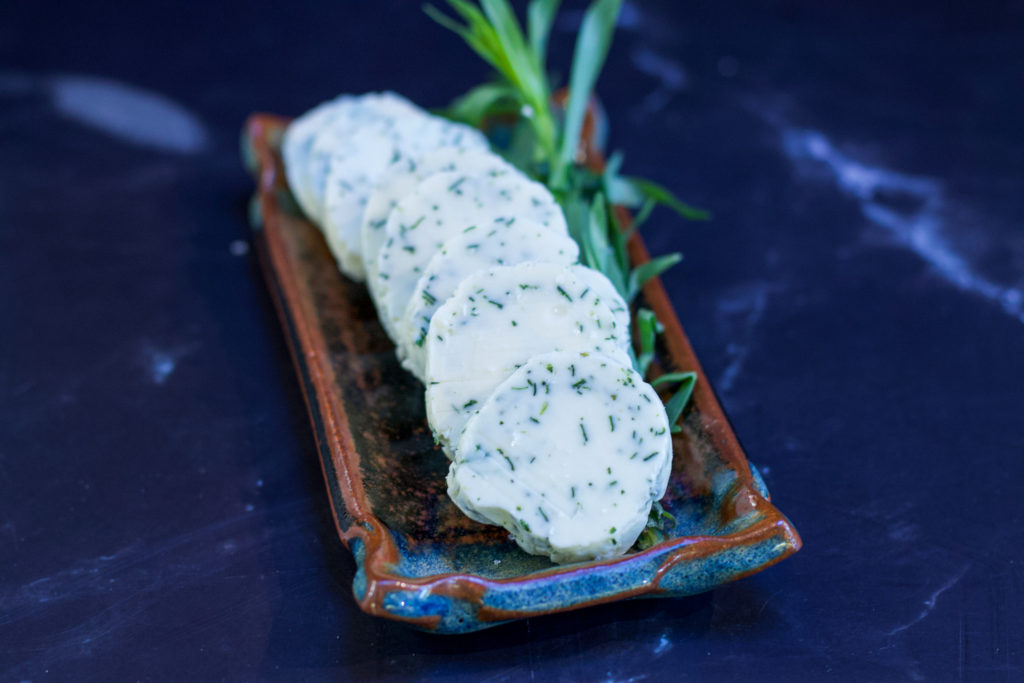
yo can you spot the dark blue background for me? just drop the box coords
[3,1,1022,679]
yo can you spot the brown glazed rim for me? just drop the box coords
[244,112,802,630]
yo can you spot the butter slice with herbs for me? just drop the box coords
[373,169,566,342]
[424,262,631,458]
[318,112,489,280]
[301,92,421,226]
[362,147,510,317]
[448,350,672,564]
[398,218,581,381]
[281,94,357,222]
[571,267,631,342]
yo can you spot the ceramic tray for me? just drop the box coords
[241,113,801,634]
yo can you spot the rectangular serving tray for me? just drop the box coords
[242,113,801,634]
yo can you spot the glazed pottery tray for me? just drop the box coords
[241,113,801,634]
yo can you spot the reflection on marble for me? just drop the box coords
[781,126,1024,324]
[0,71,207,154]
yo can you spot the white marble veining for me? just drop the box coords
[712,281,785,395]
[139,341,199,386]
[781,127,1024,324]
[887,564,971,636]
[630,46,689,115]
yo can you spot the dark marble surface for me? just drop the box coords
[3,0,1023,679]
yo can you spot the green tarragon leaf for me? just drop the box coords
[553,0,623,189]
[628,252,681,301]
[425,1,507,75]
[429,0,557,155]
[583,194,616,282]
[480,0,546,103]
[602,151,644,207]
[660,371,697,433]
[633,307,661,376]
[635,500,677,550]
[444,81,521,126]
[527,0,561,66]
[624,176,711,222]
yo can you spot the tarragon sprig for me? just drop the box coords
[424,0,558,165]
[426,0,707,441]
